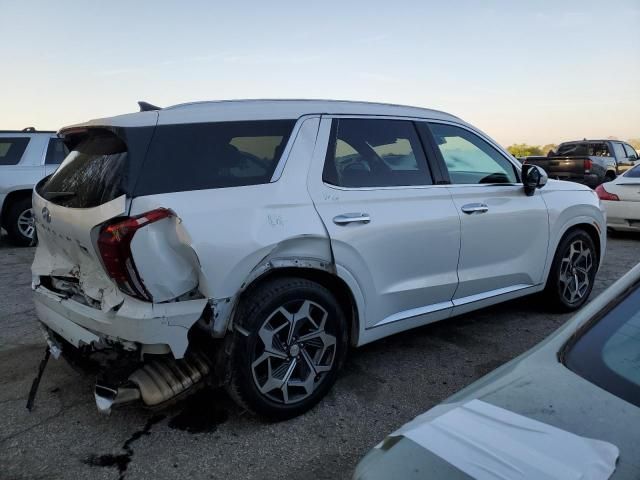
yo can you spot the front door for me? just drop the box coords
[426,121,549,303]
[308,117,461,330]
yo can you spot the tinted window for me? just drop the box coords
[429,123,517,184]
[0,137,30,165]
[623,144,638,159]
[557,143,588,156]
[612,142,626,160]
[39,130,127,208]
[624,163,640,178]
[322,119,432,188]
[564,282,640,408]
[45,138,69,165]
[135,120,295,195]
[586,142,610,157]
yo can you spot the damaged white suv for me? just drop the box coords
[32,100,606,419]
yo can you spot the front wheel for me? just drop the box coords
[227,277,348,420]
[544,229,597,312]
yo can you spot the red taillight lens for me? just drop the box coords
[584,159,593,170]
[97,208,174,301]
[595,184,619,201]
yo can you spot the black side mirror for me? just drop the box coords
[522,164,548,196]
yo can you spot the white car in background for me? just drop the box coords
[596,163,640,233]
[31,100,606,419]
[0,128,67,245]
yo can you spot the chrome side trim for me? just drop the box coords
[452,284,532,306]
[370,284,534,330]
[372,300,453,328]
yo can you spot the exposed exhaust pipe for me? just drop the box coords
[94,351,212,414]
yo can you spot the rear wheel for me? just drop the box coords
[544,229,597,312]
[227,277,348,420]
[5,197,35,246]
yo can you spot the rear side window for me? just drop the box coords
[38,130,127,208]
[45,138,69,165]
[587,143,610,157]
[322,118,432,188]
[134,120,296,195]
[0,137,30,165]
[429,123,517,184]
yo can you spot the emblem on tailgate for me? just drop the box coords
[42,207,51,223]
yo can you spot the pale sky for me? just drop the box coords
[1,0,638,146]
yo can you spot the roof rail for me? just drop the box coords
[22,127,36,132]
[138,101,161,112]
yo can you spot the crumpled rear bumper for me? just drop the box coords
[33,284,208,359]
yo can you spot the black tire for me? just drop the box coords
[4,196,34,247]
[544,229,597,312]
[227,277,348,420]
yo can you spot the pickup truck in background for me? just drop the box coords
[521,139,639,188]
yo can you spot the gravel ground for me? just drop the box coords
[1,231,639,480]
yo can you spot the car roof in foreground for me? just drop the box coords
[59,99,462,132]
[356,263,640,480]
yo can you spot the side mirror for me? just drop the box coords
[522,164,548,196]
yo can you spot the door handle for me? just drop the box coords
[461,203,489,215]
[333,213,371,225]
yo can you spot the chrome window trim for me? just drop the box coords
[269,114,321,183]
[317,114,523,192]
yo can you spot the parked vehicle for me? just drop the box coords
[354,261,640,480]
[0,128,67,245]
[32,100,606,419]
[523,139,639,188]
[596,163,640,232]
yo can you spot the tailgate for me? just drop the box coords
[32,191,128,310]
[525,157,586,177]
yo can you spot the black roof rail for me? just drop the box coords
[22,126,37,132]
[138,101,162,112]
[0,128,55,134]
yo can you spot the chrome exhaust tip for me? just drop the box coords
[94,384,141,414]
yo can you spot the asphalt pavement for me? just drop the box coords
[1,231,639,480]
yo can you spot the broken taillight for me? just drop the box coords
[97,208,174,301]
[594,184,619,201]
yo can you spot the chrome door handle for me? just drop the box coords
[461,203,489,215]
[333,213,371,225]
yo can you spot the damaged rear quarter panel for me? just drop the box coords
[128,116,334,333]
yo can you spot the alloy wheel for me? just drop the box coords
[17,208,35,239]
[251,299,337,404]
[558,239,593,304]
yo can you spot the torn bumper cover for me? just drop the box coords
[34,285,212,413]
[34,284,208,359]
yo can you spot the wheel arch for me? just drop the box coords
[229,263,362,347]
[1,188,33,227]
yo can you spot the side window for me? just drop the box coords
[623,144,638,160]
[612,142,626,160]
[588,143,610,157]
[0,137,30,165]
[45,138,70,165]
[428,123,518,185]
[322,119,432,188]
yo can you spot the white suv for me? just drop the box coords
[32,100,606,419]
[1,128,67,245]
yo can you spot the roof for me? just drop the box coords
[60,99,462,132]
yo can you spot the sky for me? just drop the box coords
[1,0,638,146]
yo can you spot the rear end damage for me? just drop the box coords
[29,126,219,413]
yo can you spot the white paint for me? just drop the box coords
[396,399,619,480]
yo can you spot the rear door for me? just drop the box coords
[612,142,634,173]
[308,116,460,331]
[425,121,549,305]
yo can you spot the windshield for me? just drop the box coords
[564,281,640,408]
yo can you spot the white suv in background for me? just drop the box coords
[0,128,67,245]
[32,100,606,419]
